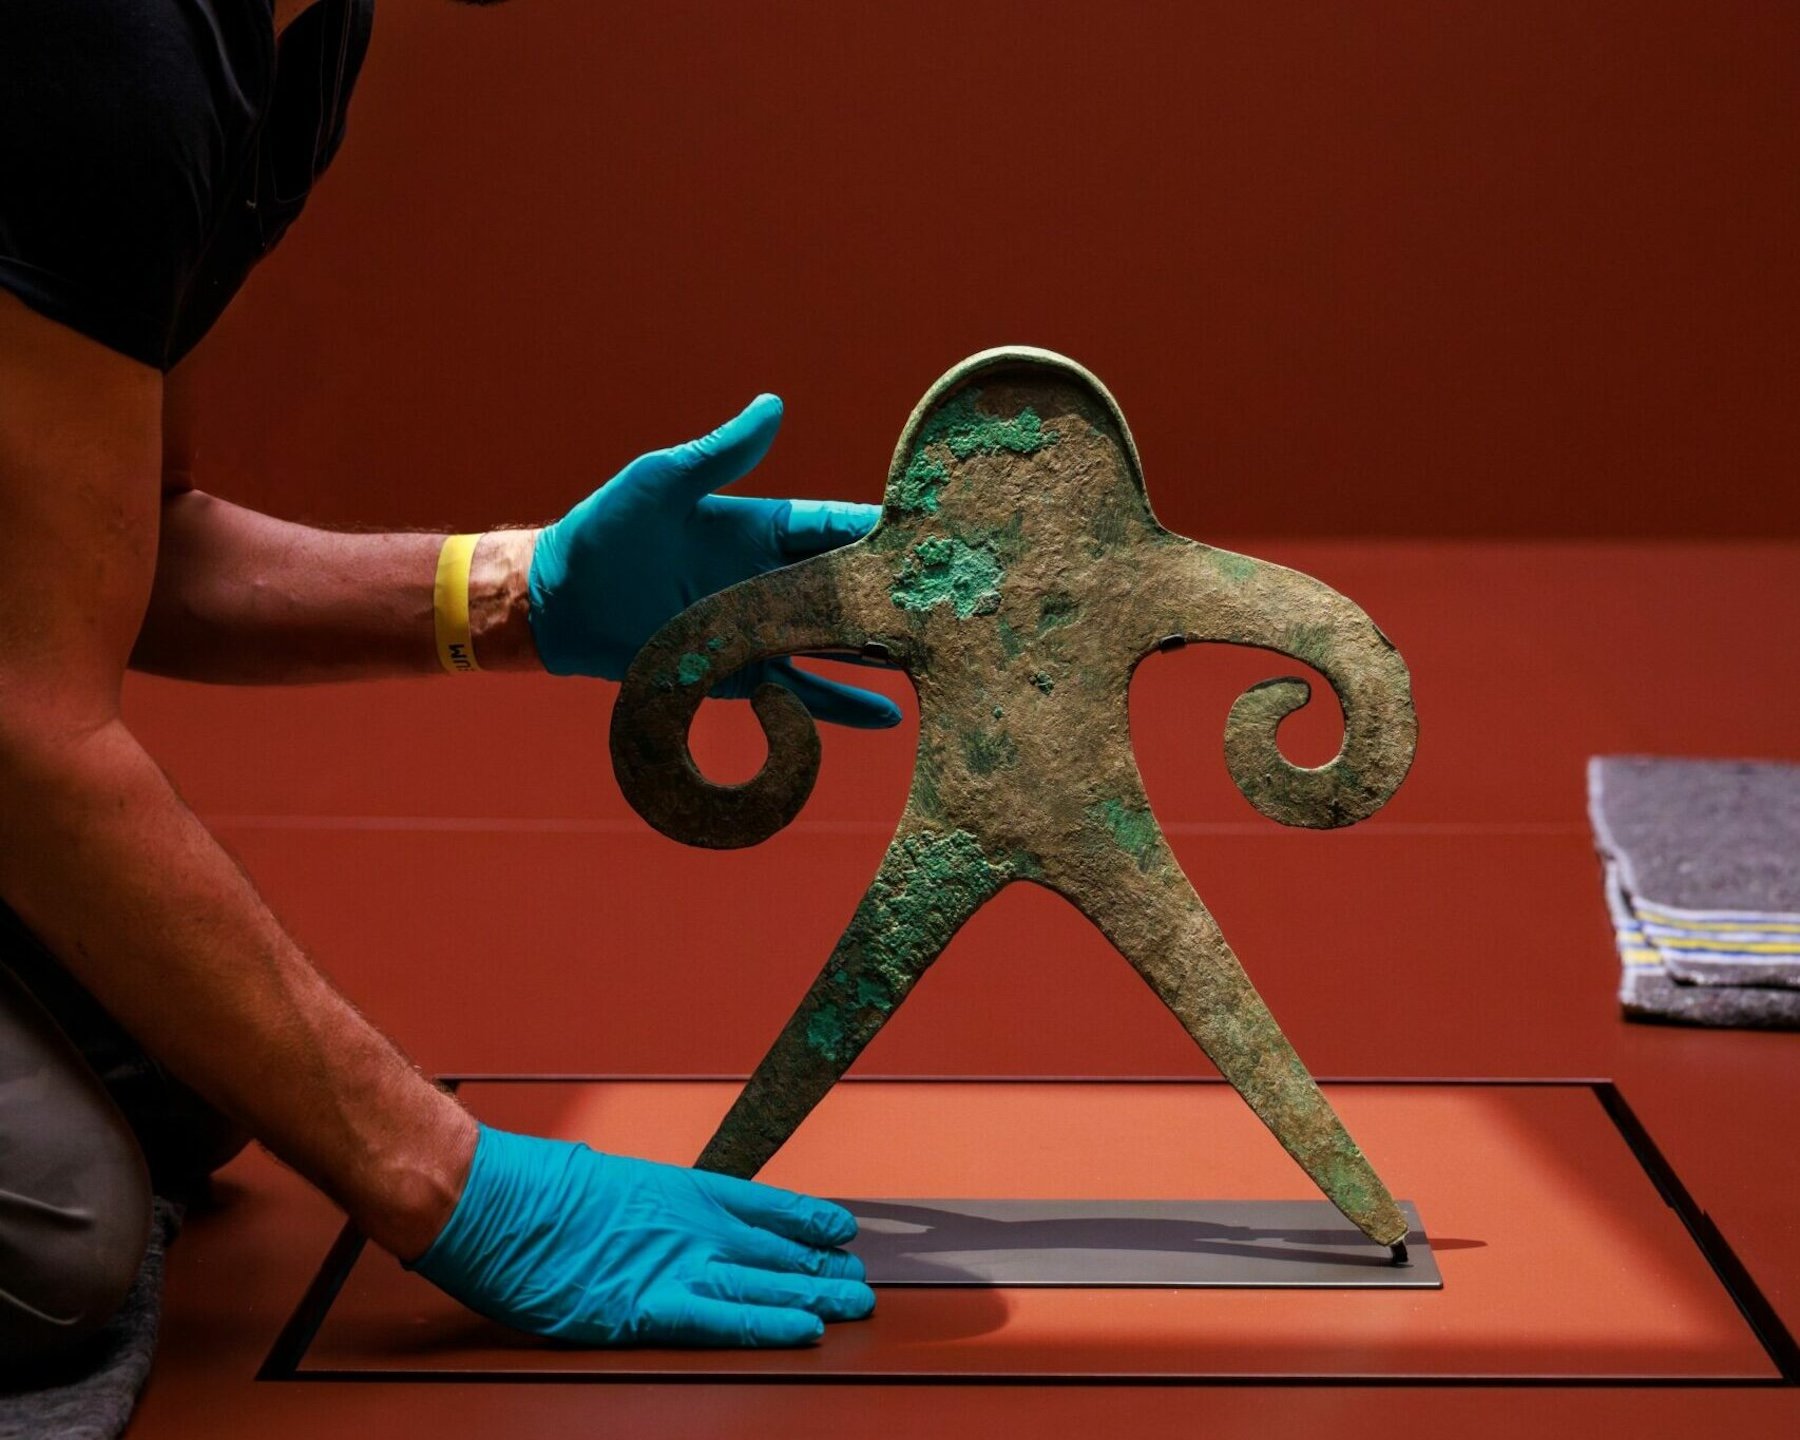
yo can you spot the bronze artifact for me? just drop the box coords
[610,347,1418,1256]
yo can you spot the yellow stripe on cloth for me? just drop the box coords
[1633,904,1800,934]
[434,533,483,674]
[1649,937,1800,955]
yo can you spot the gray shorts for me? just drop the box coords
[0,901,247,1368]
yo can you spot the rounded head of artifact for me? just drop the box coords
[880,346,1161,539]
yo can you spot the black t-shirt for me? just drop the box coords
[0,0,373,371]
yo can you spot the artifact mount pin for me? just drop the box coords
[610,348,1419,1256]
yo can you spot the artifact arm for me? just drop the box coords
[696,817,1015,1177]
[1147,541,1418,829]
[1044,814,1411,1251]
[609,551,886,848]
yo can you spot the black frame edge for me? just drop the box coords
[259,1075,1798,1389]
[1592,1081,1800,1383]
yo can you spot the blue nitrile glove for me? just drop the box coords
[527,395,901,729]
[409,1125,875,1347]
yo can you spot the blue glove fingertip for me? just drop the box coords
[808,1200,858,1249]
[740,1304,825,1348]
[665,395,785,500]
[778,499,881,556]
[705,393,782,453]
[766,662,904,731]
[844,1281,877,1320]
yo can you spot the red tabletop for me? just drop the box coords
[119,542,1800,1437]
[295,1079,1772,1382]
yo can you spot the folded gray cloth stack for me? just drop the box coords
[1589,756,1800,1029]
[0,1198,180,1440]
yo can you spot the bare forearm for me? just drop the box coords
[0,717,473,1257]
[130,489,541,682]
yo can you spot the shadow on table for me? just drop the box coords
[848,1200,1483,1280]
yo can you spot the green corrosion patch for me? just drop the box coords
[804,829,1012,1063]
[1316,1141,1378,1219]
[891,536,1004,619]
[961,727,1019,776]
[704,635,727,652]
[910,763,945,820]
[996,618,1026,663]
[1087,797,1164,872]
[1037,591,1079,634]
[1030,670,1055,694]
[918,388,1060,461]
[1211,550,1258,584]
[892,451,951,514]
[805,1005,849,1060]
[1008,849,1045,880]
[852,972,894,1010]
[675,652,712,685]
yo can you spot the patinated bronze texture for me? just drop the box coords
[610,348,1418,1252]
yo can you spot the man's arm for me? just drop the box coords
[138,369,538,681]
[0,292,475,1258]
[130,369,903,732]
[131,487,542,681]
[1,295,872,1344]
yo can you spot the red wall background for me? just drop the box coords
[184,0,1799,538]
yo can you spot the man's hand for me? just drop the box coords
[526,395,902,729]
[410,1125,875,1347]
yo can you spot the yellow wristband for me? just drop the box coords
[433,533,483,674]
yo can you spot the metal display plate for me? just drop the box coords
[843,1198,1440,1288]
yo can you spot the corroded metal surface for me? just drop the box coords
[609,348,1418,1250]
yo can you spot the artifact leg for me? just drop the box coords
[695,822,1011,1178]
[1064,833,1410,1253]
